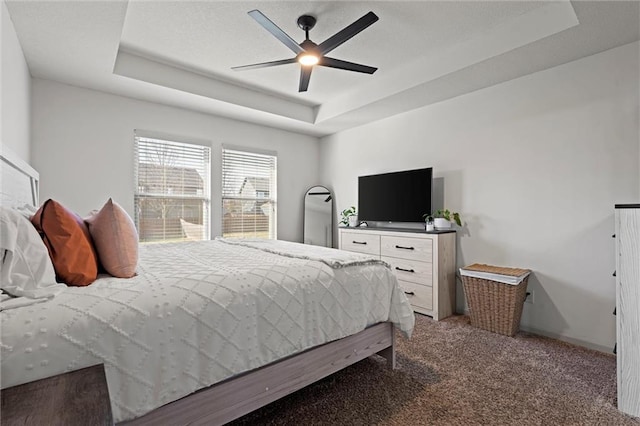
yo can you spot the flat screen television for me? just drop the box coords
[358,168,432,223]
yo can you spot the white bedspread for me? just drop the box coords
[0,239,414,423]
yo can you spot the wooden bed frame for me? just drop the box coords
[0,145,398,425]
[121,322,395,425]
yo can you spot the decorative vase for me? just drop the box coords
[426,222,435,232]
[348,216,359,227]
[434,218,451,229]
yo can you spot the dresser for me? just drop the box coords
[338,227,456,320]
[615,204,640,417]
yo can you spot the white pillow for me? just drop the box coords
[0,206,66,299]
[15,203,38,219]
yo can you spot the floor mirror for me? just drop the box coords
[303,186,333,247]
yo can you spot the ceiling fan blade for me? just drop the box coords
[317,11,378,55]
[248,10,304,55]
[319,57,377,74]
[299,67,312,92]
[232,58,297,71]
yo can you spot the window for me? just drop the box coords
[222,148,277,239]
[134,135,211,243]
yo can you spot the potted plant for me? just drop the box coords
[422,213,435,232]
[340,206,358,227]
[432,209,462,229]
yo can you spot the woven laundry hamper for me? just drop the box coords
[461,264,531,337]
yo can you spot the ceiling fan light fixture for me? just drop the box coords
[298,53,319,66]
[234,10,379,92]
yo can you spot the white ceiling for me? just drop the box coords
[6,1,640,137]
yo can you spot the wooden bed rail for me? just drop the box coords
[120,322,395,426]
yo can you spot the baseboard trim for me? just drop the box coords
[460,310,613,354]
[518,325,613,354]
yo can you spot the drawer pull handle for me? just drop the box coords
[396,267,415,273]
[395,245,415,250]
[404,291,415,296]
[352,241,367,245]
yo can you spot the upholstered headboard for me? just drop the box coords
[0,144,39,209]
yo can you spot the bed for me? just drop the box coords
[0,145,415,425]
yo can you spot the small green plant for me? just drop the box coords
[422,213,434,223]
[340,206,357,226]
[433,209,462,226]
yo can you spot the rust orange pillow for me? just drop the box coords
[85,198,138,278]
[31,199,98,286]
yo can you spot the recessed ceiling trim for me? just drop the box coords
[315,0,579,124]
[114,49,316,124]
[7,1,637,138]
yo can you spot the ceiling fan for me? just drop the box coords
[232,10,379,92]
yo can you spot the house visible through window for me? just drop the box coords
[134,135,211,243]
[222,148,277,239]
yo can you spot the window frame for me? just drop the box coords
[134,133,211,243]
[221,146,277,240]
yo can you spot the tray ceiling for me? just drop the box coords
[6,1,640,136]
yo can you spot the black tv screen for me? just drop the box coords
[358,168,432,223]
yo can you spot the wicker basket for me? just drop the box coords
[461,264,531,337]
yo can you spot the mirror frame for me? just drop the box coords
[303,185,334,248]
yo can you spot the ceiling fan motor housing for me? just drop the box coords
[300,40,318,50]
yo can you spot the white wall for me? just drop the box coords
[1,0,31,161]
[31,79,320,243]
[320,42,640,351]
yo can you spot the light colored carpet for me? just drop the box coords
[232,314,639,425]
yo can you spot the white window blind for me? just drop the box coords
[222,148,277,239]
[134,136,211,243]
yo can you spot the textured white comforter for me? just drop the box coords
[0,239,414,423]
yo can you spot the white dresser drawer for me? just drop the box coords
[381,235,432,262]
[382,256,433,286]
[340,232,380,256]
[398,280,433,311]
